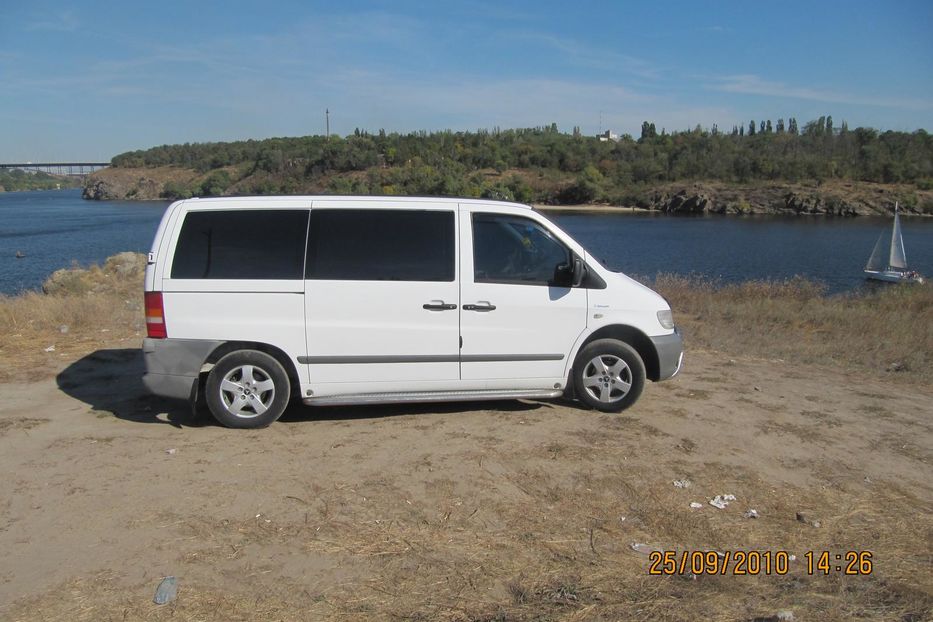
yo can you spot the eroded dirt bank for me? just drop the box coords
[82,165,933,217]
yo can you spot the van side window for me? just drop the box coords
[306,209,454,281]
[171,210,309,279]
[472,214,570,286]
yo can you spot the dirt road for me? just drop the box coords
[1,347,931,620]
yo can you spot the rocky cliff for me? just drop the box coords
[83,167,931,216]
[82,167,198,201]
[636,181,931,216]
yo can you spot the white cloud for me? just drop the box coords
[507,32,662,79]
[710,74,933,111]
[287,71,730,138]
[26,10,80,32]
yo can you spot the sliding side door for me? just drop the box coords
[302,202,460,396]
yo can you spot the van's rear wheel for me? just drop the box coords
[205,350,290,428]
[573,339,645,412]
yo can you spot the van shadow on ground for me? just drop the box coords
[57,349,550,428]
[56,349,199,428]
[286,397,547,424]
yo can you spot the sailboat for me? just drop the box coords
[864,203,924,284]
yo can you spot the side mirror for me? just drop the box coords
[553,262,573,287]
[571,257,586,287]
[553,257,587,288]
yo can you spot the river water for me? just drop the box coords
[2,189,932,295]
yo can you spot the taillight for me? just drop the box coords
[144,291,167,338]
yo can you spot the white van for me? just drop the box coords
[142,196,683,428]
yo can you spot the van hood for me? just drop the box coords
[611,271,670,310]
[585,258,670,313]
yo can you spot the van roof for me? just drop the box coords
[179,195,533,210]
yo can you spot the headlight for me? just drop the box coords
[657,309,674,330]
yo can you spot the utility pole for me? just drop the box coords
[325,108,330,140]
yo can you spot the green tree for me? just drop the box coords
[160,181,193,200]
[199,170,232,196]
[105,116,933,202]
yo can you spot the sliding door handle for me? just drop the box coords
[423,301,457,311]
[463,302,496,312]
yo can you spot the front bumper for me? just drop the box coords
[142,338,223,401]
[650,328,684,381]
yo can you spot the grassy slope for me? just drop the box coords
[0,253,145,382]
[654,275,933,380]
[1,254,930,385]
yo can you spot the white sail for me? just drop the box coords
[889,205,907,269]
[865,231,886,271]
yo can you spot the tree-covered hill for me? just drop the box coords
[104,117,932,206]
[0,169,82,192]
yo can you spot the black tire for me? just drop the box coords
[572,339,646,412]
[205,350,290,428]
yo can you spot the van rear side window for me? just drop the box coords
[306,209,454,281]
[171,210,309,279]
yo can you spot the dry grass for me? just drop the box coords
[0,253,145,382]
[654,274,933,383]
[2,255,932,620]
[8,461,931,621]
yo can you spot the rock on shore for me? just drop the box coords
[42,252,146,295]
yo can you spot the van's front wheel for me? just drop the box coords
[573,339,645,412]
[205,350,290,428]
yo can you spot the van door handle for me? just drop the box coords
[423,301,457,311]
[463,302,496,312]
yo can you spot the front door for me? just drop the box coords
[303,204,460,393]
[458,207,588,386]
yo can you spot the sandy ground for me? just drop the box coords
[1,346,931,621]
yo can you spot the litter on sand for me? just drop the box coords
[153,576,177,605]
[672,479,692,489]
[629,542,654,555]
[744,509,759,519]
[44,345,55,352]
[708,494,736,509]
[689,502,703,509]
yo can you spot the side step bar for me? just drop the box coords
[303,389,563,407]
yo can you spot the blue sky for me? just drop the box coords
[2,0,932,161]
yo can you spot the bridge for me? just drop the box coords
[0,162,110,176]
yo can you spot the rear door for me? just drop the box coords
[458,206,588,385]
[159,205,309,380]
[302,202,460,392]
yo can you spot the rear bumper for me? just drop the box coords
[142,338,222,401]
[651,328,684,381]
